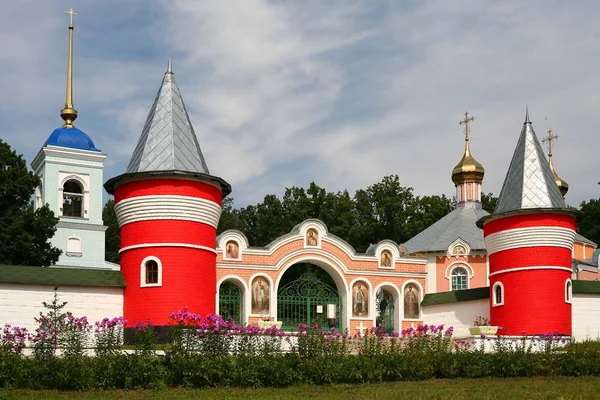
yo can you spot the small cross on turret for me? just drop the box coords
[66,8,77,27]
[542,128,559,157]
[459,111,475,141]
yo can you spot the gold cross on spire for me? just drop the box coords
[459,111,475,141]
[66,8,77,27]
[542,128,559,157]
[60,8,78,127]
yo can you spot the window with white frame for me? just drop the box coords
[35,185,43,209]
[62,180,84,217]
[565,279,572,303]
[493,282,504,306]
[451,267,468,291]
[141,257,162,287]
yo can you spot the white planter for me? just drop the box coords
[258,320,283,329]
[469,326,499,336]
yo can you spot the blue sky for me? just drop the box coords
[2,0,599,208]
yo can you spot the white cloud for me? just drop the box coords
[1,0,598,210]
[157,0,600,206]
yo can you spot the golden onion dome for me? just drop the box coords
[549,156,569,197]
[452,140,485,185]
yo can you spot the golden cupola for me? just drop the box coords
[543,128,569,198]
[452,112,485,185]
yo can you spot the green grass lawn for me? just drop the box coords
[2,377,600,400]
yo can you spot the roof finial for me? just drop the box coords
[452,111,485,187]
[525,106,531,124]
[542,127,568,197]
[60,8,78,128]
[167,54,172,73]
[459,111,475,142]
[542,128,558,158]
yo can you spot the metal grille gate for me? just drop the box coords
[277,271,342,331]
[218,281,243,325]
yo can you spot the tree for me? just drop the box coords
[212,175,460,253]
[102,199,120,264]
[0,139,61,266]
[408,195,453,239]
[481,192,498,214]
[348,175,417,251]
[578,198,600,246]
[217,197,243,234]
[33,287,68,359]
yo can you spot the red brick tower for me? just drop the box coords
[104,58,230,333]
[480,109,575,336]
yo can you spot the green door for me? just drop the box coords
[277,271,342,331]
[218,281,243,325]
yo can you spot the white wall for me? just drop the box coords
[0,283,123,332]
[425,256,437,294]
[422,299,489,337]
[572,294,600,341]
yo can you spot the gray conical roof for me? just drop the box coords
[494,110,566,213]
[126,62,210,174]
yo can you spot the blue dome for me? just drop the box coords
[44,127,100,152]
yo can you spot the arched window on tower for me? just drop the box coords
[493,282,504,306]
[451,267,468,291]
[146,260,158,284]
[140,257,162,287]
[565,279,572,303]
[62,180,83,217]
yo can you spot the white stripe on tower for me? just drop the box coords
[484,226,575,255]
[114,195,222,228]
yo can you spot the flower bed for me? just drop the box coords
[0,292,598,390]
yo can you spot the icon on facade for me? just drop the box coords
[251,276,270,314]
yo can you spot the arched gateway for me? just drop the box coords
[277,266,342,331]
[216,220,427,334]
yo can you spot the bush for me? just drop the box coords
[3,298,600,390]
[0,345,597,390]
[94,317,125,358]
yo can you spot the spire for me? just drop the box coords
[525,106,530,124]
[543,128,569,197]
[452,111,485,185]
[60,9,78,128]
[167,54,172,73]
[494,109,566,213]
[126,60,210,174]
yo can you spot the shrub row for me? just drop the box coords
[0,349,599,390]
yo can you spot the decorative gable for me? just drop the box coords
[447,238,471,258]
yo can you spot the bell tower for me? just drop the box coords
[31,9,114,270]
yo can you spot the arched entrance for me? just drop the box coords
[376,288,395,334]
[218,281,243,325]
[277,263,342,331]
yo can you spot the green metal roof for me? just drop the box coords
[420,281,600,306]
[573,280,600,294]
[421,287,489,306]
[0,265,125,288]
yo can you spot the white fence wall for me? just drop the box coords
[572,293,600,341]
[421,299,489,337]
[0,283,123,332]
